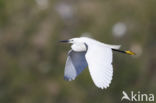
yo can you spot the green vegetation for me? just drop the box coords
[0,0,155,103]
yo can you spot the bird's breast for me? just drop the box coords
[71,43,87,52]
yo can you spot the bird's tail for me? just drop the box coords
[104,44,121,49]
[112,49,136,55]
[104,44,135,55]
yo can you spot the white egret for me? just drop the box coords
[60,37,135,89]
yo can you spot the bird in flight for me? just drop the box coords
[60,37,135,89]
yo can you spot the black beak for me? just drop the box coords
[59,40,69,43]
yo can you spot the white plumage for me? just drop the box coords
[85,43,113,89]
[61,37,121,89]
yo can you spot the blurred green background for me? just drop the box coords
[0,0,156,103]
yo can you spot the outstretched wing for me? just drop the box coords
[64,50,88,81]
[85,44,113,89]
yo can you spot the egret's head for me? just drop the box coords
[60,38,84,44]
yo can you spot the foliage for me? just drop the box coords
[0,0,156,103]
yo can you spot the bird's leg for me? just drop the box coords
[112,49,135,55]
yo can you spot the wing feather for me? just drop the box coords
[64,50,88,81]
[85,44,113,89]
